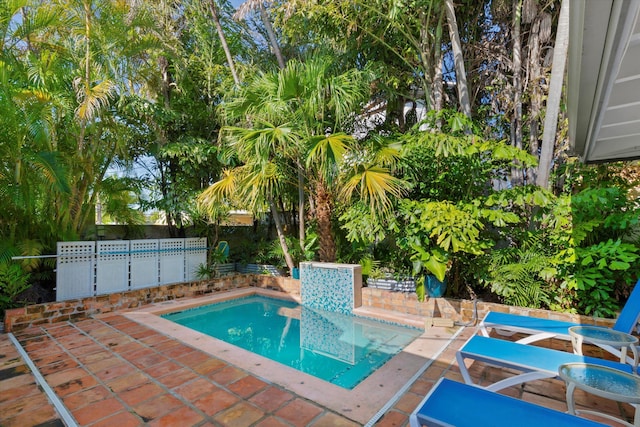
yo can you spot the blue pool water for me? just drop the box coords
[162,295,421,389]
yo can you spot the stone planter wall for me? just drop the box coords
[4,274,617,332]
[4,274,300,332]
[360,287,616,328]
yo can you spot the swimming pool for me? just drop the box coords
[162,295,421,389]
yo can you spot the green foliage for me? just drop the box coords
[397,199,489,282]
[0,262,31,316]
[572,239,638,317]
[483,233,554,308]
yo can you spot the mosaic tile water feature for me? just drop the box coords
[300,262,362,314]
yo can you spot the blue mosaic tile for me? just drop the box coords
[300,262,358,314]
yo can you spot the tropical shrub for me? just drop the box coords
[0,262,31,316]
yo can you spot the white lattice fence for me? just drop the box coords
[56,238,207,301]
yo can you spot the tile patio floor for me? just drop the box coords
[1,306,635,427]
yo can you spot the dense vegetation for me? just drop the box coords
[1,0,638,318]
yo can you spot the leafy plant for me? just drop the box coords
[0,262,31,316]
[482,233,554,308]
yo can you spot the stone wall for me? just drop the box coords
[360,287,616,328]
[4,276,616,332]
[4,274,300,332]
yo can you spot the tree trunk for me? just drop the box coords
[510,0,524,186]
[209,0,241,86]
[527,13,544,184]
[315,182,336,262]
[269,198,295,273]
[297,165,305,256]
[259,4,286,69]
[536,0,569,189]
[432,9,445,129]
[444,0,472,120]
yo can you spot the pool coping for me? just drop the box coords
[124,288,458,424]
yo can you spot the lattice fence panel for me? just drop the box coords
[56,238,207,300]
[185,237,207,281]
[96,241,130,295]
[159,239,185,285]
[130,239,159,290]
[56,242,95,301]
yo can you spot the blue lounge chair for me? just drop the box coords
[409,377,606,427]
[456,335,633,392]
[479,279,640,363]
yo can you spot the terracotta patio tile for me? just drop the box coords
[83,326,118,339]
[119,382,165,406]
[21,336,54,353]
[0,393,53,419]
[373,409,407,427]
[392,391,422,414]
[121,346,155,361]
[30,349,67,366]
[148,405,205,427]
[193,388,240,416]
[408,378,434,396]
[213,401,264,427]
[110,340,146,355]
[84,354,123,373]
[53,374,99,397]
[175,349,210,366]
[37,357,80,375]
[128,328,158,341]
[309,412,361,427]
[2,403,61,427]
[156,367,198,389]
[131,393,184,422]
[148,338,181,352]
[90,411,142,427]
[209,365,246,385]
[254,417,291,427]
[143,360,182,378]
[57,335,96,350]
[102,315,134,326]
[227,375,269,398]
[192,357,226,375]
[275,398,323,427]
[95,362,136,381]
[157,342,193,358]
[0,370,36,391]
[68,342,105,357]
[249,386,294,412]
[138,332,172,346]
[72,397,127,425]
[175,377,220,401]
[62,385,112,410]
[0,381,40,404]
[106,371,151,393]
[0,363,30,381]
[44,367,88,387]
[130,352,169,369]
[74,347,112,363]
[43,324,77,338]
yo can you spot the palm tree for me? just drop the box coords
[199,122,299,272]
[444,0,472,120]
[234,0,286,69]
[209,0,241,85]
[536,0,569,188]
[200,58,404,268]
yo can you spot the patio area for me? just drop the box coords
[0,297,635,427]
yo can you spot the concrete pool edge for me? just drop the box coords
[122,288,458,424]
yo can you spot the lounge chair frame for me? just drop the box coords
[409,377,606,427]
[456,335,633,392]
[479,279,640,365]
